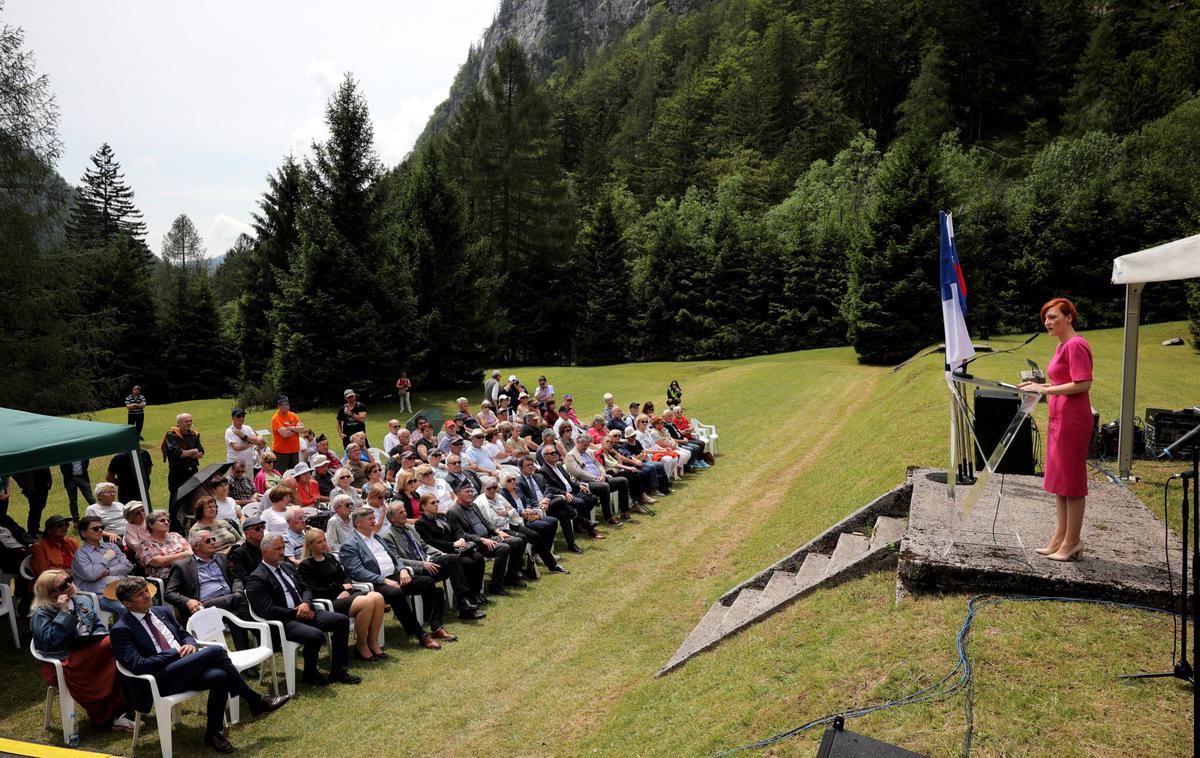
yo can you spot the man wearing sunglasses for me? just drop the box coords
[164,528,253,650]
[227,517,267,582]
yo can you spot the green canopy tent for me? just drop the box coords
[0,407,150,507]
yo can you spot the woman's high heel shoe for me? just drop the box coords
[1045,542,1085,562]
[1035,544,1061,556]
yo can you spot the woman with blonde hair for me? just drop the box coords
[298,530,388,662]
[329,467,364,508]
[395,470,422,522]
[31,569,134,732]
[634,414,680,480]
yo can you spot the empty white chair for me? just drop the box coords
[0,582,19,647]
[186,606,275,724]
[114,658,207,758]
[29,639,77,744]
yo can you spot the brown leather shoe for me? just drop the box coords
[419,633,442,650]
[431,627,458,642]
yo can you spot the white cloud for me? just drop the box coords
[289,58,343,157]
[374,88,451,164]
[208,213,254,256]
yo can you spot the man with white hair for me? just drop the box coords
[165,527,253,650]
[462,428,498,476]
[382,419,405,459]
[85,481,127,540]
[165,412,204,513]
[380,502,485,619]
[282,507,307,565]
[602,393,616,422]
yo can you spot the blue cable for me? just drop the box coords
[711,594,1178,757]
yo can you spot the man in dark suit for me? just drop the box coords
[338,507,452,648]
[442,454,482,494]
[446,481,527,594]
[414,495,489,605]
[110,576,289,753]
[165,529,252,650]
[539,446,601,534]
[244,533,360,687]
[380,502,485,620]
[226,517,265,581]
[515,456,583,553]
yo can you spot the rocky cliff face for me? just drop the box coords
[418,0,700,145]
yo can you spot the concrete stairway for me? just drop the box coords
[657,484,912,677]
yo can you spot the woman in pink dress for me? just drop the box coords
[1018,297,1094,561]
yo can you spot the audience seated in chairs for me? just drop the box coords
[31,515,79,577]
[297,528,387,661]
[475,475,567,575]
[71,515,134,618]
[227,517,266,582]
[135,510,192,580]
[244,533,360,688]
[338,506,454,649]
[414,494,489,607]
[323,494,355,553]
[446,480,529,595]
[189,496,242,553]
[30,569,135,733]
[111,576,290,753]
[379,501,486,620]
[84,482,127,541]
[164,528,254,651]
[121,502,151,555]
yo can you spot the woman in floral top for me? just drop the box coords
[135,510,192,579]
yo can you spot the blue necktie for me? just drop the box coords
[403,530,424,561]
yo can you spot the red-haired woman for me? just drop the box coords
[1019,297,1093,561]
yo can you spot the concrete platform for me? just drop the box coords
[898,468,1191,611]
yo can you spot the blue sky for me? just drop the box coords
[8,1,499,258]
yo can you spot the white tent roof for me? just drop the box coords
[1111,232,1200,284]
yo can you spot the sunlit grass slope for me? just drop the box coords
[0,322,1194,756]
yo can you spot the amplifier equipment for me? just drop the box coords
[973,389,1036,475]
[1146,407,1200,455]
[817,718,929,757]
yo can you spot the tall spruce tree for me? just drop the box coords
[271,74,410,406]
[572,189,631,365]
[844,138,949,364]
[66,143,147,246]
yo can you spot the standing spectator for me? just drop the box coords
[502,374,521,407]
[32,514,79,576]
[164,413,204,514]
[105,448,152,505]
[336,389,369,448]
[395,371,412,412]
[84,482,127,540]
[59,460,94,520]
[13,468,53,536]
[224,407,264,468]
[124,385,146,438]
[483,369,501,408]
[270,395,305,471]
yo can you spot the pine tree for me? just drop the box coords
[844,138,949,364]
[160,213,206,274]
[572,189,631,365]
[86,234,163,400]
[896,44,954,146]
[66,143,147,246]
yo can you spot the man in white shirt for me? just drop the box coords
[462,428,498,475]
[382,420,407,457]
[224,408,264,468]
[84,482,127,540]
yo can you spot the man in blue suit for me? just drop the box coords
[110,576,289,754]
[338,506,453,649]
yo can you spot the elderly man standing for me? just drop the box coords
[338,507,451,649]
[380,502,485,620]
[483,370,501,408]
[246,533,360,687]
[270,395,305,472]
[164,413,204,515]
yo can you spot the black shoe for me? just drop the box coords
[488,585,511,596]
[459,608,487,620]
[458,597,480,612]
[472,593,491,606]
[568,545,584,554]
[330,669,362,685]
[250,694,290,715]
[303,671,329,687]
[549,565,570,574]
[204,731,236,753]
[505,578,529,588]
[243,666,261,679]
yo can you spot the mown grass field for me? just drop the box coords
[0,322,1195,756]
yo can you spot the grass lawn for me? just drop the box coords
[0,322,1194,756]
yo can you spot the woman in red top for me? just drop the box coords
[1019,297,1094,562]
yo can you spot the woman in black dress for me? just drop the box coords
[298,530,387,661]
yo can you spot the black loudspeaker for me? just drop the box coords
[816,718,929,757]
[973,389,1035,475]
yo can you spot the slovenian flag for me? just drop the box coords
[940,211,974,372]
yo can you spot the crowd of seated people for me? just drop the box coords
[13,377,713,752]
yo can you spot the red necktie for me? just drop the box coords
[143,614,173,652]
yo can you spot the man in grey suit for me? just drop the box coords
[338,507,454,649]
[380,502,485,620]
[164,528,253,650]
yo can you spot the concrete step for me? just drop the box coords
[720,588,763,633]
[673,601,731,662]
[754,570,799,612]
[869,515,907,552]
[825,532,871,577]
[795,552,830,587]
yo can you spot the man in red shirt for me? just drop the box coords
[270,395,305,471]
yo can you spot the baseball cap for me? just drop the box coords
[231,407,246,417]
[344,389,355,397]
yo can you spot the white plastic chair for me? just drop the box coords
[146,576,167,606]
[19,554,33,579]
[114,658,207,758]
[30,639,76,744]
[186,607,275,724]
[0,582,18,647]
[368,447,387,466]
[689,418,719,454]
[72,589,113,628]
[243,593,303,696]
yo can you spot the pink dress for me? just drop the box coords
[1043,335,1093,497]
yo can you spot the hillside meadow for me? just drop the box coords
[0,322,1194,756]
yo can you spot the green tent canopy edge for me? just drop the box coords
[0,407,142,478]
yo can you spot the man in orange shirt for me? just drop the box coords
[30,514,79,576]
[270,395,305,471]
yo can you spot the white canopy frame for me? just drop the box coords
[1111,232,1200,478]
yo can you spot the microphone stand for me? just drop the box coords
[1120,421,1200,686]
